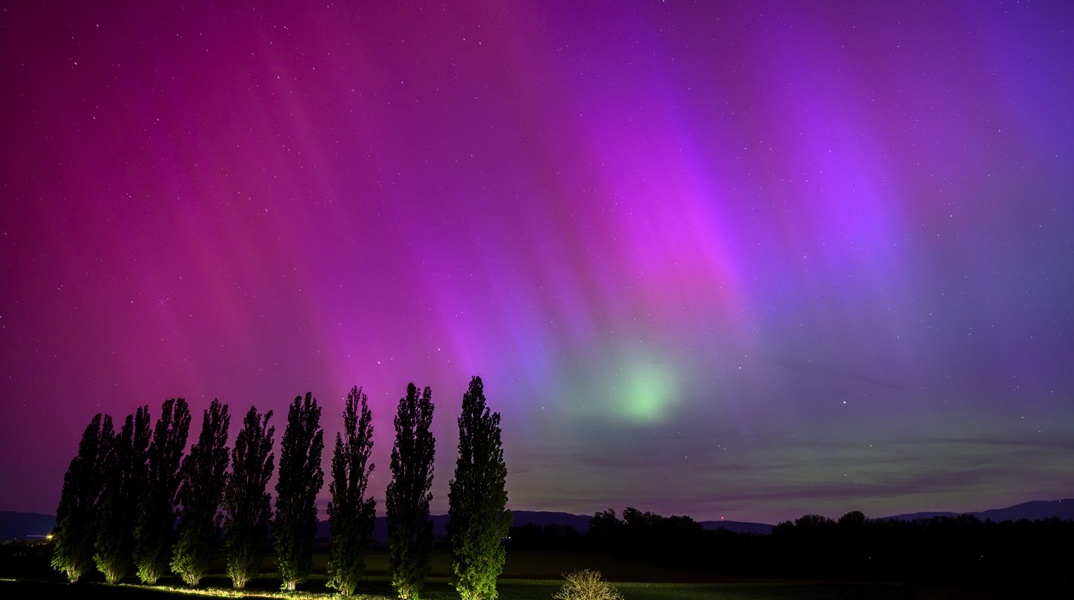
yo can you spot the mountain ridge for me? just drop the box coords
[4,498,1071,541]
[879,498,1074,522]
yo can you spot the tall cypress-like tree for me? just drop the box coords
[52,413,114,582]
[386,383,436,600]
[222,406,275,590]
[327,386,377,596]
[274,392,324,591]
[94,406,150,584]
[135,397,191,584]
[448,376,510,600]
[172,399,231,586]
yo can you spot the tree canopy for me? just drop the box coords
[134,398,191,584]
[52,413,114,583]
[327,385,377,596]
[448,376,510,600]
[386,383,435,600]
[171,399,231,586]
[274,392,324,591]
[94,406,150,584]
[222,405,275,590]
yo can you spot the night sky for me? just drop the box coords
[2,1,1072,526]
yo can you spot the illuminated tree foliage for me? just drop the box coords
[52,413,114,582]
[134,397,191,584]
[274,392,324,591]
[552,569,624,600]
[222,406,275,589]
[386,383,436,600]
[327,386,377,596]
[94,405,150,584]
[171,399,231,586]
[448,376,510,600]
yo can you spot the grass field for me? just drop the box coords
[0,577,1039,600]
[0,578,914,600]
[0,545,1049,599]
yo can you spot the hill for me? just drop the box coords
[882,498,1074,522]
[0,512,55,541]
[6,498,1071,541]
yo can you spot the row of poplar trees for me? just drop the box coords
[51,375,510,599]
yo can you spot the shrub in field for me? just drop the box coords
[552,569,623,600]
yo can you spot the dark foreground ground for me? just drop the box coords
[1,543,1066,600]
[1,577,1067,600]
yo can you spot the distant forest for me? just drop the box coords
[508,507,1074,585]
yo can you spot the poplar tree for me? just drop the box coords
[274,392,324,591]
[448,376,510,600]
[135,397,191,584]
[222,406,275,589]
[172,399,231,586]
[94,405,150,584]
[52,413,114,582]
[386,383,435,600]
[327,385,377,596]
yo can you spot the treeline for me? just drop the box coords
[50,377,510,599]
[510,508,1074,584]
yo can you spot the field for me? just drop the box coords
[0,544,1044,599]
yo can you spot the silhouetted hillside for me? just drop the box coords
[699,519,773,534]
[8,498,1071,541]
[882,498,1074,522]
[0,512,54,541]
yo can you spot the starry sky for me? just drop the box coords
[2,1,1072,526]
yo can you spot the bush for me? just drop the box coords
[552,569,623,600]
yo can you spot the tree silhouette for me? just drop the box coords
[52,413,114,582]
[94,405,150,584]
[387,383,435,600]
[274,392,324,591]
[327,385,377,596]
[172,399,231,586]
[222,406,275,589]
[448,376,510,600]
[584,509,623,553]
[135,397,191,584]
